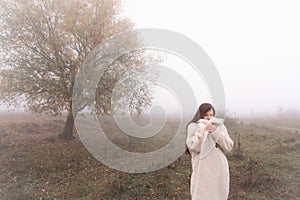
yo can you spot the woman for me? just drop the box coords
[186,103,234,200]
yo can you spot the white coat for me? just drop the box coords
[186,120,234,200]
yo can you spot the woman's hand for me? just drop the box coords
[205,123,217,133]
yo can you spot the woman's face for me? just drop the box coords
[203,109,214,120]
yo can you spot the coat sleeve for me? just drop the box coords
[210,124,234,154]
[186,123,204,154]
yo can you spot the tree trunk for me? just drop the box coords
[60,111,75,139]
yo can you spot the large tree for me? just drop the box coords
[0,0,160,138]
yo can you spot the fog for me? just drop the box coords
[122,0,300,118]
[1,0,300,120]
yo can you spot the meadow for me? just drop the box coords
[0,112,299,199]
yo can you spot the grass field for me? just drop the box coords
[0,112,299,199]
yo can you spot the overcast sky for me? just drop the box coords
[1,1,299,118]
[122,0,300,117]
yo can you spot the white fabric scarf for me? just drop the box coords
[196,117,224,159]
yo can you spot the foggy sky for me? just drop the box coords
[1,1,300,118]
[123,0,300,117]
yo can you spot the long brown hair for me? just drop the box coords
[189,103,216,124]
[185,103,216,154]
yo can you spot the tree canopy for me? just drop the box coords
[0,0,160,137]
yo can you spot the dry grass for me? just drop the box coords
[0,112,299,199]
